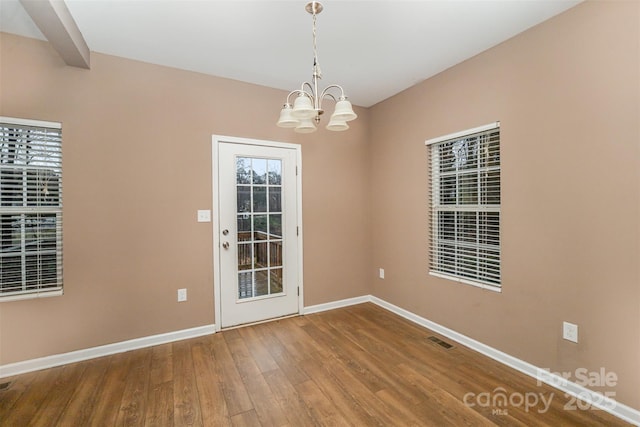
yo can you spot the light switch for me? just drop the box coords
[563,321,578,343]
[197,210,211,222]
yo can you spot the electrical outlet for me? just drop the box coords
[177,288,187,302]
[563,321,578,343]
[379,268,385,279]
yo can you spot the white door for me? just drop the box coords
[214,138,301,328]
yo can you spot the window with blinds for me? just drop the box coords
[426,122,501,290]
[0,117,63,301]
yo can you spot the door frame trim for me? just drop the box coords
[211,135,303,332]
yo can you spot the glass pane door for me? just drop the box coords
[216,139,299,328]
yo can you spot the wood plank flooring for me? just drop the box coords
[0,303,631,426]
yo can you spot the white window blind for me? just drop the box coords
[0,117,63,301]
[427,122,501,290]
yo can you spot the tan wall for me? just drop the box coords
[0,32,371,364]
[369,1,640,408]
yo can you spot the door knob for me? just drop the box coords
[222,242,230,249]
[222,229,229,235]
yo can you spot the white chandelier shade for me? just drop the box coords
[332,98,358,122]
[276,2,357,133]
[326,116,349,131]
[292,95,315,120]
[294,117,317,134]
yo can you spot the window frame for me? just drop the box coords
[0,116,63,302]
[426,122,501,292]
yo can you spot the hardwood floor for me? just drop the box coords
[0,303,631,426]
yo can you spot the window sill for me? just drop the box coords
[429,271,502,293]
[0,289,63,303]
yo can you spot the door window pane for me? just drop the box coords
[269,241,282,267]
[238,271,253,299]
[254,242,268,269]
[237,215,251,241]
[253,187,267,212]
[237,186,251,213]
[269,187,281,212]
[269,214,282,237]
[236,157,251,184]
[270,268,283,293]
[238,243,252,270]
[255,270,269,297]
[252,159,267,184]
[268,160,282,185]
[253,215,267,239]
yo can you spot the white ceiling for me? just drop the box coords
[1,0,580,107]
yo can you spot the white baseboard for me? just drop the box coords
[303,295,370,314]
[0,324,215,379]
[368,295,640,427]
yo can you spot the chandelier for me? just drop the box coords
[276,1,357,133]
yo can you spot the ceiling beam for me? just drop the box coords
[19,0,90,69]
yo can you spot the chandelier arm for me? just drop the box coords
[322,93,337,103]
[302,82,316,97]
[319,84,346,102]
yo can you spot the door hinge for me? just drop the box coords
[297,287,300,296]
[296,226,299,236]
[296,166,298,176]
